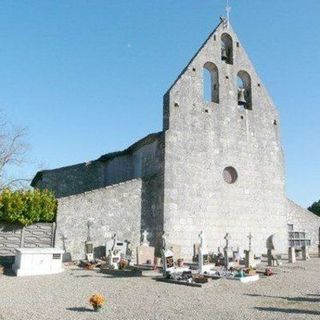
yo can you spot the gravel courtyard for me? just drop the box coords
[1,259,320,320]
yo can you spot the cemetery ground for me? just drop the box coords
[1,258,320,320]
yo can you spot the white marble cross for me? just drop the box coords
[142,230,149,246]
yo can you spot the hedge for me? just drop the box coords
[0,189,57,226]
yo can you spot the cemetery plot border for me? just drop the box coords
[155,277,209,288]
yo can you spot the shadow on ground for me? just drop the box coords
[245,293,320,303]
[2,268,15,277]
[66,307,94,313]
[255,307,320,316]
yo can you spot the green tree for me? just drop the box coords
[308,200,320,217]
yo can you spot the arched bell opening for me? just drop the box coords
[221,33,233,65]
[237,71,252,110]
[203,62,219,104]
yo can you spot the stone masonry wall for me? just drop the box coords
[287,199,320,254]
[55,179,142,261]
[33,135,163,201]
[36,161,105,198]
[163,21,288,258]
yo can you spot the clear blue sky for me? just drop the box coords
[1,0,319,208]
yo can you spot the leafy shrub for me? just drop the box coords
[0,189,57,226]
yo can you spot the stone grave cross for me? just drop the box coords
[87,218,94,241]
[198,231,209,274]
[248,232,253,251]
[245,232,255,268]
[199,231,204,249]
[224,233,232,269]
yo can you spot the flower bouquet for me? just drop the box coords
[118,259,128,270]
[89,294,105,312]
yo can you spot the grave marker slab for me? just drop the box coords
[288,247,296,263]
[136,245,155,265]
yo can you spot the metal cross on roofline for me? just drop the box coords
[226,0,231,26]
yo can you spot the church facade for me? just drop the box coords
[32,20,320,260]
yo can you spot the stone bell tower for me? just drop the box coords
[162,18,288,258]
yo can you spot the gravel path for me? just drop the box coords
[0,259,319,320]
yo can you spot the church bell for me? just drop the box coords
[221,47,228,61]
[238,88,247,106]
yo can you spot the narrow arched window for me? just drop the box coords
[203,62,219,103]
[221,33,233,64]
[237,71,252,110]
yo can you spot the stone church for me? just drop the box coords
[32,19,320,260]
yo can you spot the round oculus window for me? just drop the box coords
[223,167,238,184]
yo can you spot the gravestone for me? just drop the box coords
[161,233,173,276]
[106,233,127,258]
[301,246,310,261]
[107,249,121,269]
[162,249,174,276]
[13,248,64,277]
[193,243,200,261]
[136,230,155,265]
[214,247,224,266]
[234,247,244,260]
[136,246,155,265]
[266,234,281,267]
[233,247,243,267]
[170,244,182,260]
[198,231,211,274]
[288,247,296,263]
[245,250,254,268]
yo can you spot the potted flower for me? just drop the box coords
[177,258,184,267]
[89,293,105,312]
[118,259,128,270]
[246,266,256,276]
[264,268,273,276]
